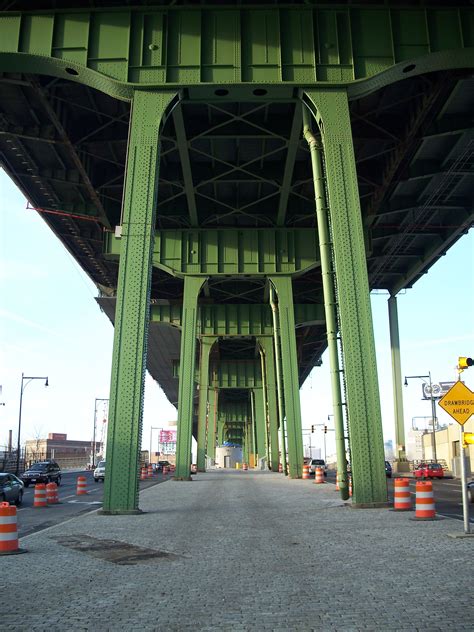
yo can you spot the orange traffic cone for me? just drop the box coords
[46,482,59,504]
[76,476,87,495]
[33,483,47,507]
[0,502,26,555]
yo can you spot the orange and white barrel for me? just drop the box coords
[278,463,283,473]
[0,502,21,554]
[147,464,153,478]
[349,476,352,497]
[76,476,87,495]
[140,467,147,480]
[302,465,311,480]
[170,464,176,472]
[393,478,412,511]
[335,471,340,491]
[33,483,47,507]
[314,466,325,484]
[242,463,248,471]
[163,465,168,475]
[46,482,59,504]
[191,464,197,474]
[415,481,436,519]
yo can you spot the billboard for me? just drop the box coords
[159,429,177,443]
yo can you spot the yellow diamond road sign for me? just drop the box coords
[438,381,474,426]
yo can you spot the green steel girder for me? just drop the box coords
[258,336,280,472]
[207,387,218,459]
[305,88,387,506]
[270,276,304,478]
[105,228,319,277]
[175,275,206,480]
[1,6,473,100]
[252,388,267,460]
[196,335,217,471]
[102,90,176,514]
[150,303,325,334]
[216,360,262,390]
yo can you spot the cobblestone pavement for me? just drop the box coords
[2,470,472,631]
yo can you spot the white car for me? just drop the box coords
[93,460,106,482]
[309,459,327,477]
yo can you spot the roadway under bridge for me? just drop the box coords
[0,0,472,512]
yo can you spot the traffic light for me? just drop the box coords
[458,357,473,370]
[311,425,315,433]
[324,425,327,434]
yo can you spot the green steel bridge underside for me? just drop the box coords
[0,0,473,512]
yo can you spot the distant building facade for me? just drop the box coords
[25,433,96,468]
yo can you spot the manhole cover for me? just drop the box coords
[51,534,181,565]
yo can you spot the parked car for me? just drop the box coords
[93,460,106,482]
[309,459,327,477]
[21,460,62,487]
[467,481,474,503]
[385,461,392,478]
[414,463,444,479]
[0,473,24,505]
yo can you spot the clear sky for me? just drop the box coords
[1,168,473,457]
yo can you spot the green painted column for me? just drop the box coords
[302,105,348,500]
[258,337,279,470]
[269,276,304,478]
[196,336,217,472]
[207,387,218,460]
[253,388,266,463]
[103,90,175,514]
[269,286,287,474]
[388,296,407,463]
[304,89,387,506]
[175,276,206,480]
[257,337,278,472]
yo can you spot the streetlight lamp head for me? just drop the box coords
[404,377,408,387]
[45,378,49,387]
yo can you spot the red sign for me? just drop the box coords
[159,430,177,443]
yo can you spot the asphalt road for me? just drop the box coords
[16,469,171,537]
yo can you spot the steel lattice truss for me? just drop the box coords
[0,1,473,410]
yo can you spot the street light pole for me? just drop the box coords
[16,373,49,476]
[404,372,438,463]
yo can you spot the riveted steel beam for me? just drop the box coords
[172,103,198,227]
[102,90,176,514]
[1,7,473,99]
[196,336,217,472]
[105,228,319,277]
[258,336,280,472]
[175,275,207,480]
[304,88,387,506]
[270,276,304,478]
[150,303,324,334]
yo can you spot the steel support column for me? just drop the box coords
[197,336,217,472]
[258,337,280,471]
[388,296,406,462]
[175,276,207,480]
[269,285,287,475]
[253,388,266,464]
[269,276,304,479]
[102,90,175,515]
[302,105,349,500]
[304,89,387,505]
[207,387,218,461]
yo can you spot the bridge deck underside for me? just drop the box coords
[1,67,473,411]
